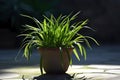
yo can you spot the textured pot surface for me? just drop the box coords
[39,48,73,74]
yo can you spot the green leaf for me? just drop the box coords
[73,48,80,61]
[85,36,100,46]
[20,14,41,28]
[24,43,29,60]
[66,48,72,66]
[76,43,83,56]
[59,47,64,68]
[40,56,43,75]
[82,46,87,60]
[70,11,80,21]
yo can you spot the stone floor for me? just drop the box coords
[0,65,120,80]
[0,44,120,80]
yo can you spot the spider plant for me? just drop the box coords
[18,12,99,74]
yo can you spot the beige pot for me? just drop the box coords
[39,48,73,74]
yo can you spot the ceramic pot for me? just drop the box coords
[39,48,73,74]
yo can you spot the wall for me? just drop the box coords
[0,0,120,48]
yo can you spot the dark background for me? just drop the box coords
[0,0,120,49]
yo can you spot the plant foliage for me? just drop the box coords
[18,12,99,73]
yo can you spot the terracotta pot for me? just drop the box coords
[39,48,73,74]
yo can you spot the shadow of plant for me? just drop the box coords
[33,73,88,80]
[33,73,72,80]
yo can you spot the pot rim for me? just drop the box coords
[38,47,74,50]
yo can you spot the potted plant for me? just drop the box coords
[18,12,99,74]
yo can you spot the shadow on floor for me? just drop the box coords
[33,73,73,80]
[33,73,87,80]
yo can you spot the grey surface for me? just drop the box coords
[0,44,120,68]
